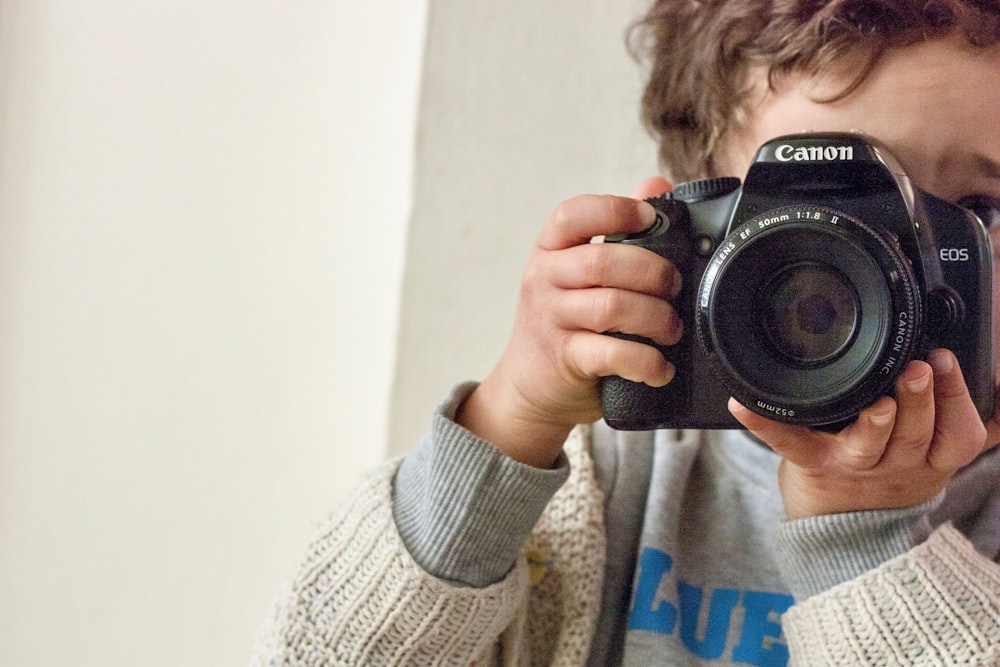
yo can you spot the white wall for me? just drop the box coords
[0,0,658,662]
[389,0,656,454]
[0,2,426,665]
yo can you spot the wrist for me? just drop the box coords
[455,379,574,469]
[778,463,950,519]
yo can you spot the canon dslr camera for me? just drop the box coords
[601,132,994,430]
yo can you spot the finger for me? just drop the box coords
[536,242,682,299]
[984,385,1000,448]
[555,287,682,347]
[834,396,897,470]
[539,195,656,250]
[729,396,898,471]
[564,331,674,386]
[727,398,833,469]
[924,349,988,470]
[631,176,673,199]
[878,360,935,467]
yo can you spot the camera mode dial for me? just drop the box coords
[673,177,741,203]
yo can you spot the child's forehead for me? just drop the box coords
[734,36,1000,202]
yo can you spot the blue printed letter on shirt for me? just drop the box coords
[628,548,678,633]
[732,590,793,666]
[678,582,739,659]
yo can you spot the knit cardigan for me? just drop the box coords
[250,426,1000,666]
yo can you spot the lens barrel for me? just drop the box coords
[695,205,921,426]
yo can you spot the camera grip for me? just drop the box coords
[600,334,692,430]
[599,195,698,429]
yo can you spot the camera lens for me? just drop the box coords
[695,205,921,426]
[757,263,859,367]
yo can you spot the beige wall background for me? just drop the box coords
[0,1,424,664]
[0,0,654,664]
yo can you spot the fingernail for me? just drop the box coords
[905,371,931,393]
[669,268,683,299]
[639,201,657,228]
[869,410,894,427]
[928,349,954,375]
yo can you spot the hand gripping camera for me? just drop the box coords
[601,132,994,430]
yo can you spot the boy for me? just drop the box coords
[253,1,1000,664]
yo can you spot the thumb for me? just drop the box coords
[983,385,1000,450]
[632,176,673,200]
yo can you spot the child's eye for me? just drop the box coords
[958,197,1000,229]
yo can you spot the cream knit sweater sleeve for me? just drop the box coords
[783,523,1000,665]
[249,426,607,666]
[249,457,530,666]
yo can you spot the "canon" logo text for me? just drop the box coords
[775,144,855,162]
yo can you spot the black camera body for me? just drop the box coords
[601,132,994,430]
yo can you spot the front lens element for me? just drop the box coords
[758,263,859,367]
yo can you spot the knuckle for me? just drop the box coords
[573,334,613,378]
[549,201,573,233]
[545,197,587,243]
[893,433,930,455]
[592,289,625,327]
[932,424,988,470]
[582,246,615,285]
[974,420,989,446]
[615,340,670,385]
[602,195,629,223]
[842,443,884,470]
[520,258,546,295]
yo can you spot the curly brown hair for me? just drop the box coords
[630,0,1000,181]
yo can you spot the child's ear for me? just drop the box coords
[631,176,673,200]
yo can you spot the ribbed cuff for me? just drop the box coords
[253,456,531,665]
[783,524,1000,665]
[773,493,943,600]
[392,383,571,587]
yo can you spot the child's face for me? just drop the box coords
[722,31,1000,383]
